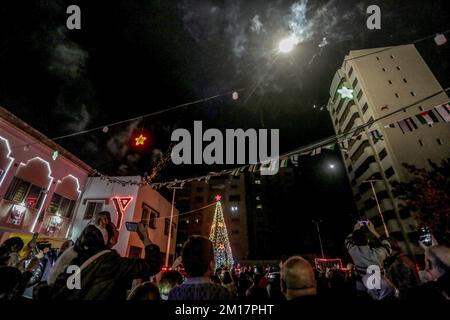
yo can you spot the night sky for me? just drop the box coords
[1,1,449,254]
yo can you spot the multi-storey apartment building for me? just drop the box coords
[327,44,450,254]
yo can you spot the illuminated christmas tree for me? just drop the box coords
[209,195,234,268]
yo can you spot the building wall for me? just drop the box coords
[132,184,179,264]
[327,45,450,253]
[71,177,178,260]
[0,118,89,240]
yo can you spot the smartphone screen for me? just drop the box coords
[125,222,138,232]
[418,227,432,246]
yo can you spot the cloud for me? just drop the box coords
[250,15,264,34]
[47,27,89,80]
[106,120,140,158]
[66,104,90,131]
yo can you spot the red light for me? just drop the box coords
[112,196,134,230]
[131,128,151,150]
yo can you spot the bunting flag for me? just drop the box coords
[435,103,450,122]
[247,164,255,172]
[231,168,240,176]
[311,147,321,156]
[280,158,289,168]
[384,123,396,129]
[290,154,299,166]
[397,117,418,134]
[322,144,335,150]
[415,110,440,125]
[370,129,383,141]
[239,166,247,173]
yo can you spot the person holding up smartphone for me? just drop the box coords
[344,220,395,299]
[48,220,161,300]
[406,233,450,301]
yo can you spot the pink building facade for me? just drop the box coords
[0,107,92,241]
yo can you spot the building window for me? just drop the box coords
[196,187,204,192]
[232,230,240,235]
[231,184,238,189]
[388,80,392,85]
[362,103,368,114]
[48,193,76,218]
[343,113,360,132]
[335,98,345,116]
[83,201,103,220]
[141,205,150,228]
[437,138,443,145]
[390,55,395,59]
[358,182,371,195]
[149,208,160,229]
[379,148,388,161]
[195,196,204,203]
[382,67,386,72]
[348,67,354,78]
[354,156,376,178]
[164,218,170,236]
[256,204,263,210]
[385,167,395,179]
[418,106,424,111]
[403,78,408,83]
[410,92,416,96]
[395,93,400,98]
[128,246,142,259]
[419,140,424,147]
[352,77,358,88]
[350,141,370,163]
[230,205,239,215]
[376,57,380,61]
[229,195,240,202]
[396,66,401,70]
[4,177,46,209]
[254,179,261,185]
[356,90,363,101]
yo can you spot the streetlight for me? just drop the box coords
[312,220,325,258]
[165,186,183,267]
[329,163,336,169]
[362,179,389,237]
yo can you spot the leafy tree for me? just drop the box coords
[392,159,450,246]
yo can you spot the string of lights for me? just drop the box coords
[92,87,449,189]
[9,88,246,151]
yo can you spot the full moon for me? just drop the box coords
[278,36,298,53]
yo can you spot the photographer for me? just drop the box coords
[48,218,161,300]
[344,220,395,299]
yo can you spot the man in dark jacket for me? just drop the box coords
[50,221,161,300]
